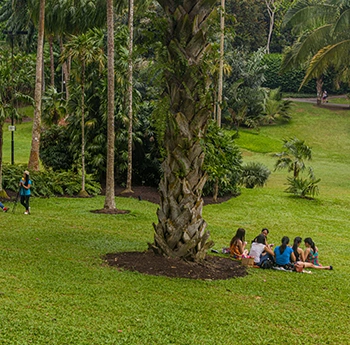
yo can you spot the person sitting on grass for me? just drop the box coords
[303,237,332,269]
[0,202,9,212]
[229,228,248,259]
[249,234,274,266]
[252,228,270,245]
[274,236,296,269]
[291,237,332,271]
[292,236,305,262]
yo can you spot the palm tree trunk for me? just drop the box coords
[151,0,216,262]
[0,122,7,198]
[265,0,276,54]
[124,0,134,193]
[80,64,86,194]
[104,0,116,210]
[316,77,323,105]
[59,38,70,100]
[28,0,45,171]
[49,35,55,87]
[217,0,225,127]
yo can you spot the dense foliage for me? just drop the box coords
[2,164,101,197]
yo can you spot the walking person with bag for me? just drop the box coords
[19,170,32,215]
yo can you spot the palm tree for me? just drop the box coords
[274,137,312,178]
[124,0,135,193]
[150,0,217,262]
[104,0,116,210]
[28,0,45,171]
[282,0,350,94]
[61,29,105,196]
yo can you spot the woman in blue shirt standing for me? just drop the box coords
[19,170,32,214]
[274,236,295,269]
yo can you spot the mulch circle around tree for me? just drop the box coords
[104,251,248,280]
[98,186,246,280]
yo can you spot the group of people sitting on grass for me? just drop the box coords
[229,227,332,271]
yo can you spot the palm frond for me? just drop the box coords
[301,40,350,86]
[281,24,332,71]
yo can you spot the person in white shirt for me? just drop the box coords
[249,234,274,265]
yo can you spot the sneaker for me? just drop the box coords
[24,211,28,215]
[3,207,8,212]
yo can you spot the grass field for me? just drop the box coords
[1,101,350,344]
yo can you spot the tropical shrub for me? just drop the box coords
[260,88,292,125]
[2,164,101,197]
[40,125,75,171]
[240,162,271,189]
[274,138,320,198]
[285,175,320,198]
[202,122,242,198]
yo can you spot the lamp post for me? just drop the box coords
[2,30,28,165]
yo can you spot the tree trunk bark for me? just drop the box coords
[124,0,134,193]
[80,64,86,194]
[151,0,216,261]
[28,0,45,171]
[217,0,225,127]
[49,35,55,87]
[104,0,116,210]
[316,77,323,105]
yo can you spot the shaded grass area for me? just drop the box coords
[1,103,350,344]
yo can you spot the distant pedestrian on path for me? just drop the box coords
[19,170,31,214]
[322,90,328,103]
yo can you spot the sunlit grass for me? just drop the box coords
[1,102,350,344]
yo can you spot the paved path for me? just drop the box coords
[285,96,350,110]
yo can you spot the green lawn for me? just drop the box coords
[1,102,350,344]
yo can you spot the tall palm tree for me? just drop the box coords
[28,0,45,171]
[150,0,217,262]
[61,29,105,195]
[124,0,135,193]
[282,0,350,93]
[104,0,116,210]
[217,0,225,127]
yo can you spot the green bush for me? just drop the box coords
[202,122,242,197]
[240,162,271,189]
[40,125,75,171]
[2,164,101,197]
[262,54,315,93]
[285,176,320,198]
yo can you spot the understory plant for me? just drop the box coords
[240,162,270,188]
[2,164,101,197]
[274,137,320,198]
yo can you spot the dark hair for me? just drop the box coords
[255,234,266,244]
[262,228,269,234]
[304,237,316,252]
[279,236,290,254]
[24,172,29,187]
[230,228,246,246]
[292,237,302,260]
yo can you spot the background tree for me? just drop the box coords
[28,0,45,171]
[104,0,116,210]
[61,29,105,196]
[124,0,135,193]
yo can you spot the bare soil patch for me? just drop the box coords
[104,251,247,280]
[102,186,245,280]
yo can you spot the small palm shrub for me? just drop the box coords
[240,162,270,188]
[285,176,320,198]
